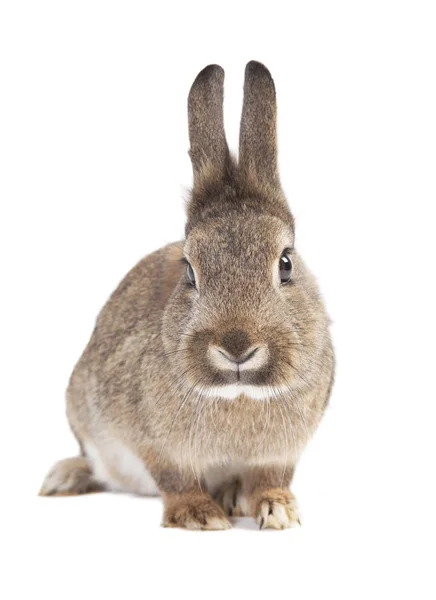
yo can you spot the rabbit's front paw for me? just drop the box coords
[163,493,231,530]
[254,489,301,530]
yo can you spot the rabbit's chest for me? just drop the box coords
[188,402,297,465]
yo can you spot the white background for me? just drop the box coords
[1,1,435,598]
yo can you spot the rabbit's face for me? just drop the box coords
[163,214,326,400]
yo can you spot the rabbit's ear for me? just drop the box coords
[239,61,280,188]
[188,64,230,190]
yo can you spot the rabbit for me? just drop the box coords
[40,61,335,530]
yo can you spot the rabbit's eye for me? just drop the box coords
[186,263,196,287]
[279,251,293,284]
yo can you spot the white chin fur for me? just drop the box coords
[202,384,287,401]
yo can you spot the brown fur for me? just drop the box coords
[40,62,335,530]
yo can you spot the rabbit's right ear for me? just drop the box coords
[188,65,230,191]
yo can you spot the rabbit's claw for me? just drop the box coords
[256,490,301,530]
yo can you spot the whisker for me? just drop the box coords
[272,389,289,488]
[279,391,300,464]
[158,375,201,463]
[152,365,195,410]
[162,347,191,359]
[255,396,271,451]
[275,365,311,442]
[188,392,205,493]
[193,388,210,494]
[177,332,198,340]
[281,357,312,388]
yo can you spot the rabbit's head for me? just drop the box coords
[162,62,329,401]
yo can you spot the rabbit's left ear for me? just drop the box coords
[188,64,230,191]
[239,61,280,188]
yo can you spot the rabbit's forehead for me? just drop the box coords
[184,215,293,267]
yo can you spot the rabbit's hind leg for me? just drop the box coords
[39,456,104,496]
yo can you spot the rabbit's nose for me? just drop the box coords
[221,329,251,357]
[208,344,269,372]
